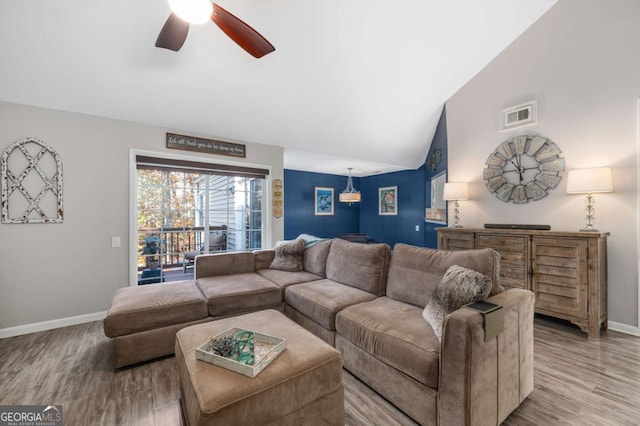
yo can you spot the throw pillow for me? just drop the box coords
[422,264,493,342]
[269,238,305,272]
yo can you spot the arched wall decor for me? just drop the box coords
[1,137,63,223]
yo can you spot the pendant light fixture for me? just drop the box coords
[339,168,361,205]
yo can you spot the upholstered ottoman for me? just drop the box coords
[104,280,212,368]
[175,309,344,425]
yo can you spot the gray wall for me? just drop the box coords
[446,0,640,328]
[0,101,284,332]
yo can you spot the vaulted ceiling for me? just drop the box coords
[0,0,557,176]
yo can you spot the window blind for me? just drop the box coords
[136,155,269,179]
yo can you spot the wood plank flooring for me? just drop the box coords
[1,317,639,425]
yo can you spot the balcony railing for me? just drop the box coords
[138,225,228,271]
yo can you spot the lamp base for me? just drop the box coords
[579,228,599,232]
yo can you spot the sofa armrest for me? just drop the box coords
[438,288,535,426]
[194,252,255,279]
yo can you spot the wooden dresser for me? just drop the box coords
[437,227,609,339]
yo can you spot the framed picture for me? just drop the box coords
[379,186,398,215]
[314,187,334,216]
[425,171,447,224]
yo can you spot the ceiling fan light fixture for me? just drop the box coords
[168,0,213,25]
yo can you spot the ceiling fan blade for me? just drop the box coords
[155,13,190,51]
[211,3,275,58]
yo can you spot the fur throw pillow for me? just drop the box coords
[422,264,493,342]
[269,238,305,272]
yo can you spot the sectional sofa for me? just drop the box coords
[104,238,534,425]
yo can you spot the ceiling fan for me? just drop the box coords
[155,0,275,58]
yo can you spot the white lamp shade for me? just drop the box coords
[566,168,613,194]
[339,192,361,203]
[443,182,469,201]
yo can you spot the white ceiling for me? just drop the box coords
[0,0,557,177]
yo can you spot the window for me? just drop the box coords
[135,155,268,284]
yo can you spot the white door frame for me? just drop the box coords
[128,148,273,287]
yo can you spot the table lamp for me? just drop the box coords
[443,182,469,227]
[566,167,613,232]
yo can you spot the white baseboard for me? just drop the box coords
[0,311,107,339]
[608,321,640,337]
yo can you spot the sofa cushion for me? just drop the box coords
[302,239,333,277]
[336,297,440,388]
[196,273,282,317]
[104,280,208,337]
[285,279,378,330]
[386,244,502,308]
[257,268,322,291]
[325,238,391,296]
[195,252,255,279]
[422,265,493,341]
[269,238,305,272]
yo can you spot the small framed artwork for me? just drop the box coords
[314,187,334,216]
[379,186,398,215]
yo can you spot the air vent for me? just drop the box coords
[506,108,530,125]
[501,100,537,131]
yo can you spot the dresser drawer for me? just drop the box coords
[500,267,527,289]
[495,250,527,268]
[439,232,475,250]
[478,234,527,252]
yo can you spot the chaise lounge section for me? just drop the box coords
[103,280,213,368]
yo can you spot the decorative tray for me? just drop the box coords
[195,327,287,378]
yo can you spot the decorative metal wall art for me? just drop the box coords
[427,149,442,172]
[272,179,283,218]
[1,137,64,223]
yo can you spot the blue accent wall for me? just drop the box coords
[283,169,360,239]
[424,106,449,248]
[359,167,426,248]
[283,106,448,248]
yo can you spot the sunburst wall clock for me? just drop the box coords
[483,135,564,204]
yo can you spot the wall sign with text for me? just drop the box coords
[166,133,246,158]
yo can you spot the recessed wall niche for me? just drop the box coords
[1,137,63,224]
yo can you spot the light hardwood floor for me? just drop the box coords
[1,317,639,425]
